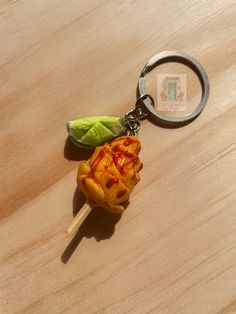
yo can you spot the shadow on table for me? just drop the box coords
[64,136,93,161]
[61,187,122,264]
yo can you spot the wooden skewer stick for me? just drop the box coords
[66,200,95,237]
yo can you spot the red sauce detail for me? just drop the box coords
[111,136,139,146]
[135,145,141,155]
[117,189,127,198]
[106,177,118,189]
[112,144,122,152]
[123,137,139,146]
[114,150,137,162]
[82,178,86,185]
[112,149,139,175]
[91,148,109,172]
[124,150,137,159]
[138,163,143,172]
[91,149,103,171]
[90,138,141,177]
[122,161,132,168]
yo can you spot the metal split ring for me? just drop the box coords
[137,51,210,127]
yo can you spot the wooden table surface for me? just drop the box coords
[1,1,236,313]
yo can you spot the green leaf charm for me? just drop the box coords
[67,116,126,149]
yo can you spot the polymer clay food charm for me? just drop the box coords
[66,51,210,236]
[77,136,142,212]
[66,131,143,236]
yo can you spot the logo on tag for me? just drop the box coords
[157,74,187,112]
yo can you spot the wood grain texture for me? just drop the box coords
[0,0,236,313]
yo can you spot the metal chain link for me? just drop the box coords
[124,94,154,135]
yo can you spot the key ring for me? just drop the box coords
[65,51,210,237]
[137,51,210,126]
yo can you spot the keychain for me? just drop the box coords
[66,51,210,236]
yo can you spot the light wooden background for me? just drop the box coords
[0,1,236,313]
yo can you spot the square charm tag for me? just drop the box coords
[157,73,187,112]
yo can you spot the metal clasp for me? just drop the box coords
[125,94,154,135]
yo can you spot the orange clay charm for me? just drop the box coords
[77,136,142,214]
[66,135,142,236]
